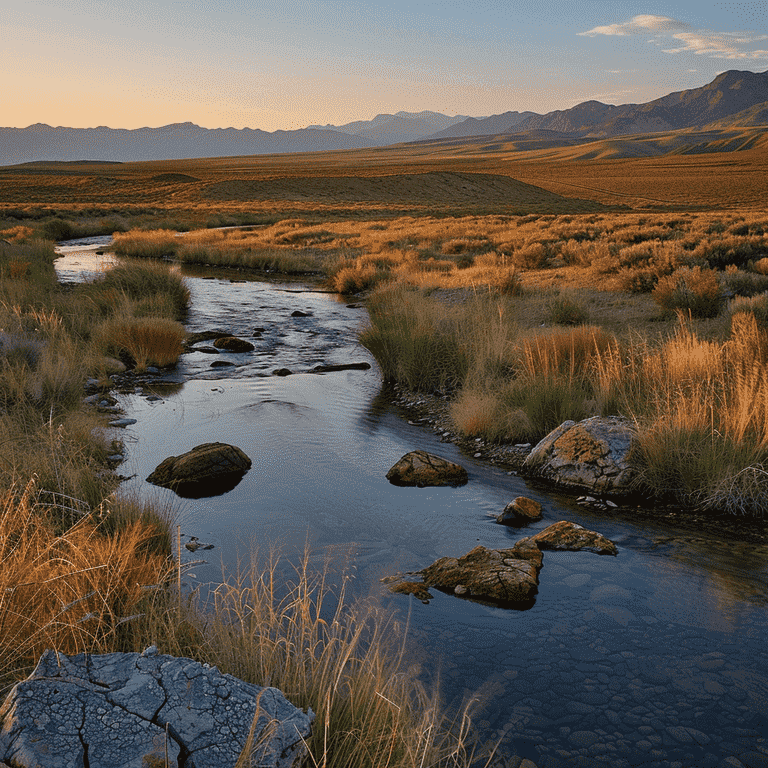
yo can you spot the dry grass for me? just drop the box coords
[0,480,174,689]
[94,314,186,371]
[145,548,497,768]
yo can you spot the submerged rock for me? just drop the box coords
[213,335,255,352]
[386,449,468,487]
[517,520,618,556]
[522,416,638,497]
[420,539,543,605]
[385,522,616,607]
[0,647,312,768]
[497,496,543,526]
[147,442,251,498]
[311,362,372,373]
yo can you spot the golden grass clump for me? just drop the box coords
[94,314,186,371]
[111,228,179,258]
[0,480,173,688]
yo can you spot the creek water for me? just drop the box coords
[56,240,768,768]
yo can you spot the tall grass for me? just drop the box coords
[360,283,469,392]
[0,480,174,690]
[94,314,186,371]
[144,549,497,768]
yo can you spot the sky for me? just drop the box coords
[2,1,767,131]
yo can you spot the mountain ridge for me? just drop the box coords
[1,69,767,165]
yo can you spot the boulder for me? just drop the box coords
[517,520,618,556]
[522,416,638,497]
[0,647,312,768]
[386,450,468,487]
[147,442,251,498]
[497,496,543,526]
[213,336,255,352]
[419,538,543,605]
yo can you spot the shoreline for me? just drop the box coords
[386,382,768,546]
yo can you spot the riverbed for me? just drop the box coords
[57,240,768,768]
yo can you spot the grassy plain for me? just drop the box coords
[1,133,767,762]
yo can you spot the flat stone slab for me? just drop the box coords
[386,449,468,487]
[0,647,313,768]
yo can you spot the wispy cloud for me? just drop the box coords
[579,14,691,37]
[580,14,768,60]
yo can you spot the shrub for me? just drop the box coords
[512,242,548,269]
[729,293,768,328]
[333,264,390,294]
[651,266,724,318]
[546,293,589,325]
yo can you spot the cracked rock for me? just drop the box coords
[0,648,313,768]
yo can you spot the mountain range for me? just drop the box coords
[1,69,766,166]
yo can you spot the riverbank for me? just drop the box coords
[0,238,507,768]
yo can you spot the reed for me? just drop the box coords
[143,548,497,768]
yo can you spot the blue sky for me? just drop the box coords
[2,1,767,130]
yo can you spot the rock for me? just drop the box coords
[210,360,235,367]
[291,310,312,317]
[386,450,468,487]
[418,538,543,605]
[497,496,543,526]
[521,416,638,497]
[517,520,618,555]
[185,330,230,346]
[190,345,220,354]
[311,362,371,373]
[273,368,293,376]
[147,442,251,498]
[0,647,312,768]
[101,356,127,374]
[213,336,255,352]
[388,581,434,602]
[108,418,137,428]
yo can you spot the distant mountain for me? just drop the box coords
[309,111,475,145]
[703,100,768,129]
[3,69,766,166]
[425,111,539,140]
[0,122,377,165]
[512,69,768,137]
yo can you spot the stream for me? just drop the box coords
[56,238,768,768]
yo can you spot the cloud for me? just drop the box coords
[664,31,768,59]
[579,14,690,37]
[580,14,768,60]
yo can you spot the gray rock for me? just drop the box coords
[522,416,638,497]
[0,647,312,768]
[109,418,137,427]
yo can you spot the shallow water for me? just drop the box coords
[56,241,768,768]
